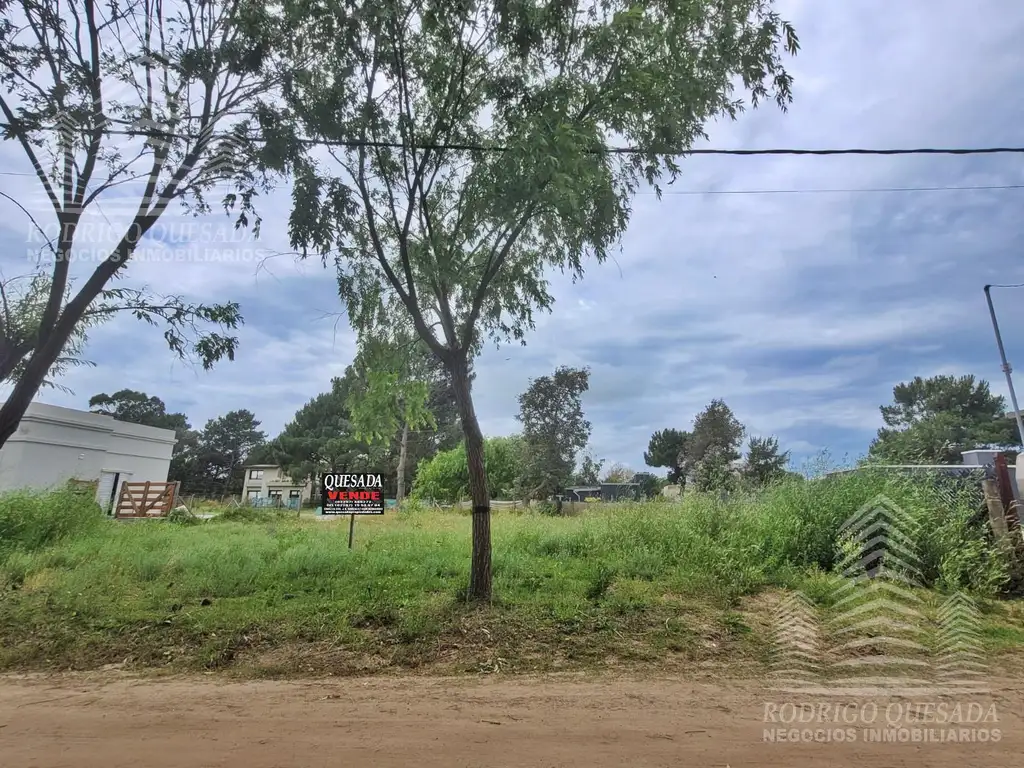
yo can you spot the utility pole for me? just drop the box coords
[984,284,1024,447]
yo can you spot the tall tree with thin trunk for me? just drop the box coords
[0,0,292,447]
[279,0,799,600]
[517,365,592,503]
[346,330,438,501]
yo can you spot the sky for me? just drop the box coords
[2,0,1024,475]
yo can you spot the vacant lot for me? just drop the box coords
[1,472,1023,676]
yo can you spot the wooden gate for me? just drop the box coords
[114,481,179,519]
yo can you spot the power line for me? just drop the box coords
[2,167,1020,197]
[644,183,1024,196]
[5,121,1024,155]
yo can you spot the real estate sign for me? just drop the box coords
[320,473,385,515]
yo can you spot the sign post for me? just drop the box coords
[320,472,385,550]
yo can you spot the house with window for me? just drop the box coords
[242,464,313,507]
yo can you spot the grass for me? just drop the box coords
[1,471,1023,676]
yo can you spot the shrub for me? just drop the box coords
[412,436,524,503]
[0,488,102,556]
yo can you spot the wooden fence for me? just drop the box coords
[113,481,180,519]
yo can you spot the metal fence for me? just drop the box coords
[827,464,992,518]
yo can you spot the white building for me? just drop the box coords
[0,401,177,513]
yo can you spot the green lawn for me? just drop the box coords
[1,475,1023,676]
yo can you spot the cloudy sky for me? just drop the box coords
[2,0,1024,475]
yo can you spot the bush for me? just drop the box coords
[0,487,102,556]
[412,436,524,503]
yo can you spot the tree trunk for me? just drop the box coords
[0,239,137,450]
[0,315,82,448]
[448,352,491,602]
[396,421,409,501]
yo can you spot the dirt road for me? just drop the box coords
[1,673,1021,767]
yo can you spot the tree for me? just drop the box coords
[271,349,459,499]
[742,435,790,487]
[632,472,662,499]
[274,372,383,490]
[0,0,291,449]
[868,375,1020,464]
[602,462,634,483]
[169,428,203,489]
[687,399,745,492]
[574,452,604,486]
[280,0,798,599]
[516,366,591,502]
[412,436,524,504]
[89,388,198,485]
[644,428,689,485]
[193,409,266,493]
[346,330,440,501]
[88,389,188,431]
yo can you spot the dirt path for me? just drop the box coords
[1,673,1022,767]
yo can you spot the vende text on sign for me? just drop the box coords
[321,473,385,515]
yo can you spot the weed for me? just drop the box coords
[0,469,1019,675]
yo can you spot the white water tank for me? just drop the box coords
[961,449,1001,466]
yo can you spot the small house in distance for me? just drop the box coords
[562,483,641,503]
[242,464,313,507]
[0,401,176,513]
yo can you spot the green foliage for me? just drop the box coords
[0,270,107,393]
[346,331,438,444]
[687,400,745,492]
[574,452,604,486]
[517,366,591,499]
[632,472,662,499]
[212,506,295,524]
[412,436,524,503]
[88,389,190,432]
[274,373,372,485]
[281,0,800,354]
[869,374,1020,464]
[278,0,800,561]
[0,488,101,558]
[692,447,737,493]
[742,435,791,487]
[191,410,267,493]
[93,286,243,371]
[644,428,689,484]
[88,388,199,486]
[272,353,459,497]
[1,466,1020,674]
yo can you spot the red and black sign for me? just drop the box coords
[321,473,385,515]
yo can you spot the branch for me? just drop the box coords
[0,96,63,215]
[461,206,538,349]
[72,0,107,210]
[0,192,57,257]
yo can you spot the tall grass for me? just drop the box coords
[0,471,1017,672]
[0,487,103,558]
